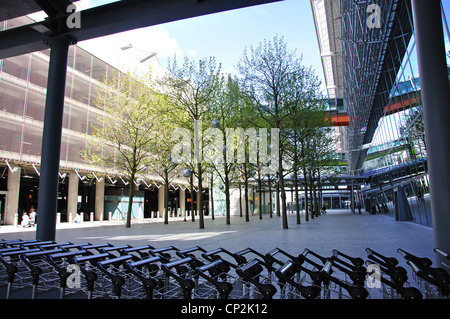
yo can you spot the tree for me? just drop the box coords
[85,68,162,228]
[207,74,246,225]
[147,96,184,224]
[163,56,222,229]
[237,35,303,229]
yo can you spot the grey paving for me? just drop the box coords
[0,209,436,263]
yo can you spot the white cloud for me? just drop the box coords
[189,49,197,57]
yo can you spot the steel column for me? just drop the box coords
[412,0,450,268]
[36,37,71,241]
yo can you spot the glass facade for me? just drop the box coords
[312,0,450,227]
[347,2,450,227]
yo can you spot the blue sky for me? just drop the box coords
[78,0,324,86]
[69,0,450,95]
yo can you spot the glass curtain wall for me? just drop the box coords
[360,3,450,227]
[0,16,118,170]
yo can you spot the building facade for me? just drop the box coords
[0,16,201,226]
[311,0,450,227]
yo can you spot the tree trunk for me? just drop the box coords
[210,170,215,220]
[304,170,309,222]
[243,161,250,222]
[164,170,169,225]
[198,162,204,229]
[294,172,301,224]
[126,172,135,228]
[279,152,288,229]
[267,175,273,218]
[190,175,195,222]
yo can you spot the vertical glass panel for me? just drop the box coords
[0,80,26,116]
[29,54,48,88]
[25,89,46,122]
[67,136,86,164]
[91,56,107,82]
[2,55,29,80]
[0,117,22,153]
[22,125,43,157]
[74,48,92,77]
[68,104,88,134]
[71,76,91,104]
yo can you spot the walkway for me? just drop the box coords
[0,209,436,263]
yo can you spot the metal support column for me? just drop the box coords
[36,37,71,241]
[412,0,450,268]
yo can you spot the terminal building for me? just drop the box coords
[0,0,449,263]
[0,15,200,226]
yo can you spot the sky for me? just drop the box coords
[75,0,325,87]
[28,0,450,96]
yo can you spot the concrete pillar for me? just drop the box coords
[95,178,105,222]
[158,185,165,219]
[6,167,21,225]
[180,188,186,219]
[412,0,450,267]
[36,37,71,241]
[67,172,79,222]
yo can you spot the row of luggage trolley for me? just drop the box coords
[0,238,448,299]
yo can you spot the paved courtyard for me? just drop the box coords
[0,209,436,264]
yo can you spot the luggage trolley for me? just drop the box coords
[0,248,40,298]
[235,259,278,299]
[20,248,67,298]
[434,248,450,270]
[320,260,369,299]
[126,255,169,299]
[365,260,422,299]
[365,248,415,299]
[161,257,199,299]
[398,248,449,299]
[73,252,116,299]
[96,254,145,299]
[47,249,92,298]
[274,261,321,299]
[195,259,239,299]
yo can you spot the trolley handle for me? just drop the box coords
[236,259,277,299]
[39,242,72,250]
[97,255,134,298]
[320,260,368,299]
[364,260,408,285]
[98,254,134,268]
[161,257,196,299]
[73,252,110,264]
[275,261,321,299]
[366,248,398,269]
[265,248,298,266]
[128,256,161,268]
[434,248,450,260]
[332,249,364,267]
[176,246,207,259]
[100,245,132,255]
[20,240,55,249]
[406,260,450,290]
[124,245,154,254]
[302,248,328,264]
[397,248,433,268]
[195,260,234,299]
[366,261,423,299]
[202,248,239,266]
